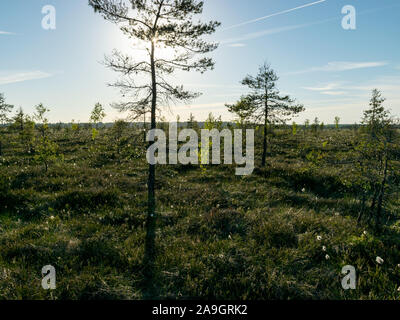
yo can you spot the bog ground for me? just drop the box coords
[1,123,400,300]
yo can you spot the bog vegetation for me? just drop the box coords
[0,0,399,301]
[0,86,400,299]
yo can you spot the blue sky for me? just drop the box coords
[0,0,399,123]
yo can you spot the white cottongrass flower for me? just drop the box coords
[363,231,368,236]
[317,236,322,241]
[301,188,306,193]
[325,254,330,260]
[376,257,384,265]
[49,216,55,220]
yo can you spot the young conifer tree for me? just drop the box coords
[228,63,304,166]
[0,93,14,156]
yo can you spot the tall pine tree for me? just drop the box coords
[88,0,220,295]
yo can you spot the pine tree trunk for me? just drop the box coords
[144,40,157,297]
[261,119,267,167]
[143,111,147,144]
[261,95,268,167]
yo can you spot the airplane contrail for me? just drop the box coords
[223,0,327,30]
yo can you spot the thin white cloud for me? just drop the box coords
[222,24,308,44]
[306,76,400,94]
[289,61,388,75]
[320,91,347,96]
[223,0,327,30]
[303,83,342,91]
[318,61,388,72]
[228,43,246,48]
[221,16,339,46]
[0,30,15,35]
[0,71,53,85]
[304,79,398,98]
[304,83,348,96]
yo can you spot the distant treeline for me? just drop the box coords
[3,122,395,129]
